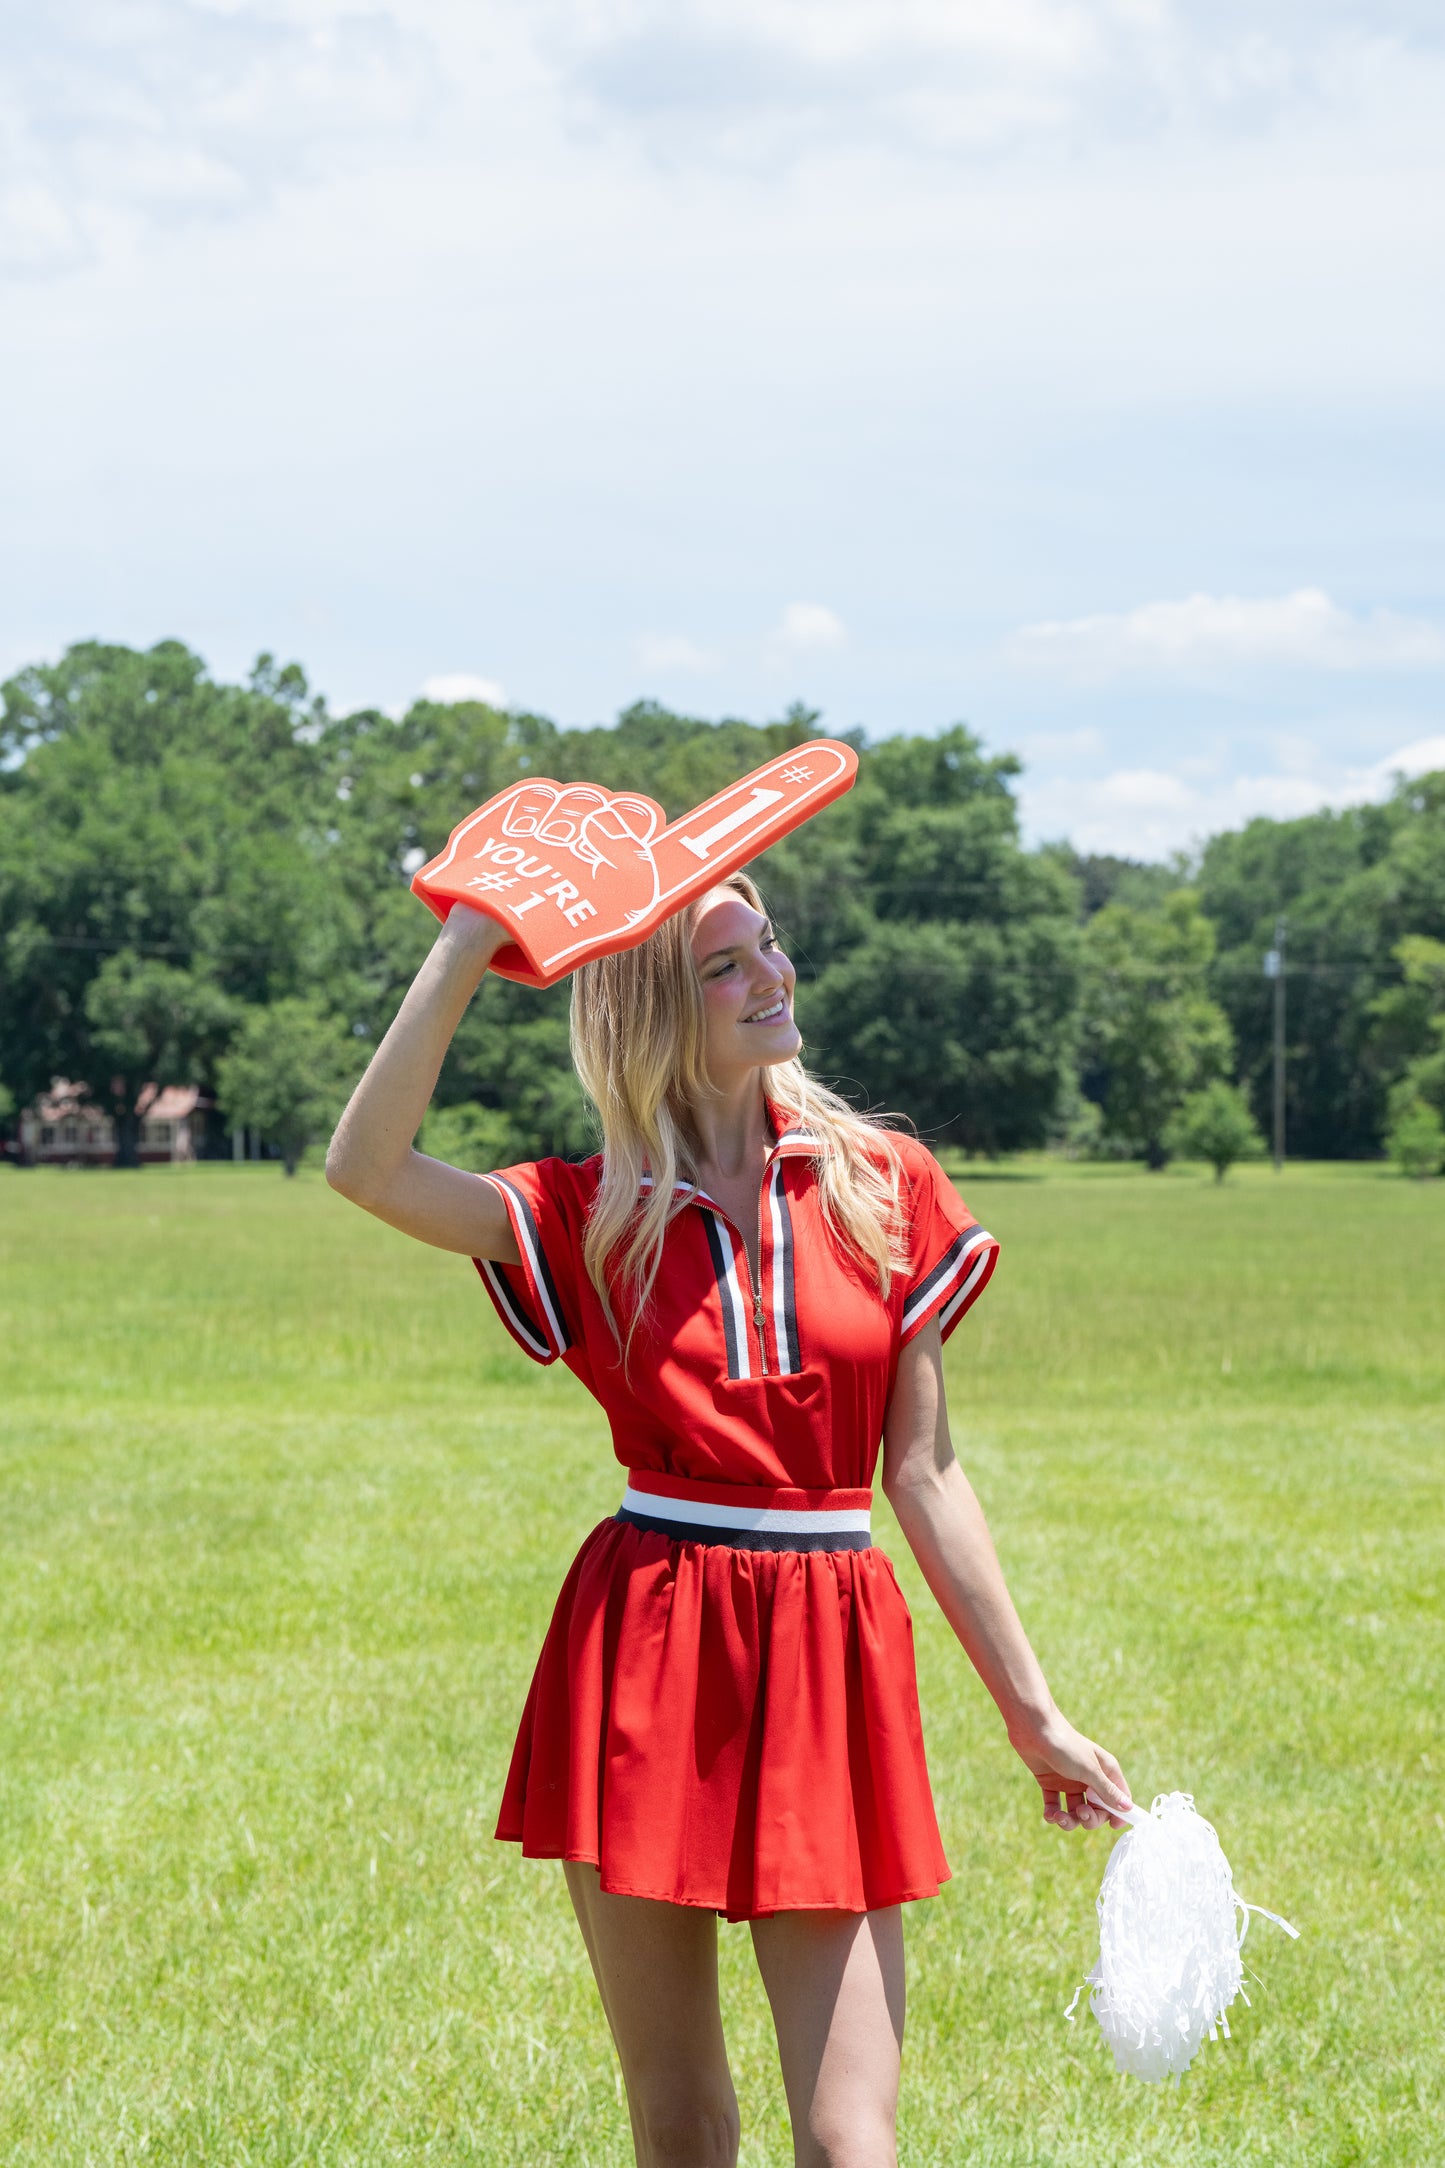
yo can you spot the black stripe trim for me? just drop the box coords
[490,1174,572,1353]
[701,1210,745,1379]
[902,1225,990,1330]
[478,1257,551,1360]
[772,1167,801,1374]
[616,1509,870,1553]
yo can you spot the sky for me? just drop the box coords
[3,0,1444,856]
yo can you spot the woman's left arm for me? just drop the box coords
[882,1319,1133,1833]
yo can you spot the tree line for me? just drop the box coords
[2,640,1443,1175]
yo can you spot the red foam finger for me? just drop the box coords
[410,741,859,986]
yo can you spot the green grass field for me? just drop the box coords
[1,1157,1440,2166]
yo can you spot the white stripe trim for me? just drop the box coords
[901,1224,993,1333]
[621,1486,870,1535]
[766,1164,799,1375]
[939,1242,994,1330]
[483,1174,569,1353]
[707,1209,754,1380]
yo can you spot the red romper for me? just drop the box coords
[475,1117,999,1921]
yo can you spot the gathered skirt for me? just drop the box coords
[495,1515,951,1920]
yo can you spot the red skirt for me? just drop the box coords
[495,1515,951,1920]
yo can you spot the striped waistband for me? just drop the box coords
[616,1472,872,1553]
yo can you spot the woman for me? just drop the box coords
[327,873,1131,2168]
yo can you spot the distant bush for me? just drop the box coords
[1167,1081,1266,1183]
[1386,1099,1444,1180]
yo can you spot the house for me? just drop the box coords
[18,1081,208,1166]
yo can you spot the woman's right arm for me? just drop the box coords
[325,904,523,1263]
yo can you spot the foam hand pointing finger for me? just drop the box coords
[411,741,859,988]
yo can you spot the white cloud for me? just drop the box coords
[1020,732,1445,856]
[544,0,1445,167]
[420,672,508,706]
[770,601,847,654]
[1,3,436,273]
[1349,734,1445,798]
[1012,589,1445,678]
[635,633,721,672]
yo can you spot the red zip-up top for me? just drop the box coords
[475,1121,997,1497]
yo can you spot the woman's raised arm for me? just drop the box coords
[881,1320,1132,1832]
[325,904,522,1262]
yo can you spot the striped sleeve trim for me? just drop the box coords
[900,1223,999,1346]
[473,1174,572,1365]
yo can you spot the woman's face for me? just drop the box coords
[690,887,801,1081]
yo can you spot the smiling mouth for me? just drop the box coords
[743,997,789,1024]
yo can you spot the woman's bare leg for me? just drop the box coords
[749,1907,905,2168]
[564,1862,741,2168]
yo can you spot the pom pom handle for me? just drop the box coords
[1085,1787,1151,1831]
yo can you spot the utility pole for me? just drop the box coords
[1263,916,1287,1171]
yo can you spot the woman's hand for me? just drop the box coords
[1007,1710,1133,1832]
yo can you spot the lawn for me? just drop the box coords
[0,1156,1440,2166]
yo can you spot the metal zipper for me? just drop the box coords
[737,1214,768,1376]
[701,1184,771,1376]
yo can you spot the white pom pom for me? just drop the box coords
[1064,1791,1299,2084]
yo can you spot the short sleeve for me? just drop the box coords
[473,1159,582,1366]
[896,1139,999,1347]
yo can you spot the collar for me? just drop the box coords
[634,1116,820,1204]
[767,1123,821,1160]
[764,1101,821,1160]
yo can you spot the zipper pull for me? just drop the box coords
[753,1296,768,1373]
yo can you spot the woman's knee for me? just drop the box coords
[635,2084,740,2167]
[797,2110,897,2168]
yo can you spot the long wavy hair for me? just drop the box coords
[569,873,908,1341]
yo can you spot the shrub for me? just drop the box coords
[1386,1098,1445,1179]
[1167,1081,1266,1183]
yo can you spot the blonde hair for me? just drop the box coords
[569,873,908,1341]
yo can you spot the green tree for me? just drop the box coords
[1166,1080,1266,1182]
[782,726,1084,1146]
[440,984,594,1162]
[1368,936,1445,1134]
[0,642,355,1143]
[798,917,1081,1151]
[1082,891,1234,1167]
[216,1000,362,1175]
[1197,774,1445,1156]
[1387,1099,1445,1178]
[1040,845,1184,918]
[84,953,236,1168]
[418,1101,520,1173]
